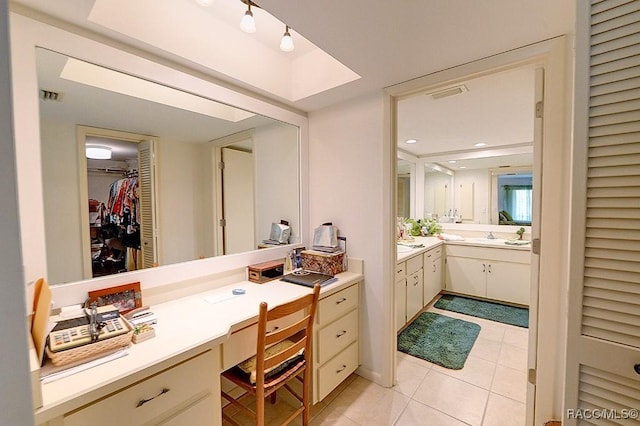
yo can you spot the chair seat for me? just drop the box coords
[225,355,306,390]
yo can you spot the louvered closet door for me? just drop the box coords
[565,1,640,424]
[138,139,158,269]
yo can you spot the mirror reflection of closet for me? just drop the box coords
[79,128,158,279]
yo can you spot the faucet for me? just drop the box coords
[486,231,496,240]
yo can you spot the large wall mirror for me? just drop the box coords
[36,48,301,285]
[396,65,537,226]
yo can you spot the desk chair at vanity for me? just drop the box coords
[221,283,321,426]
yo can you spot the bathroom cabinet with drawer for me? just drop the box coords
[313,281,360,403]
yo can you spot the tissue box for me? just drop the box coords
[301,250,344,275]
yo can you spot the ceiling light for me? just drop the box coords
[448,160,457,164]
[86,145,112,160]
[459,166,467,169]
[474,142,487,147]
[194,0,214,5]
[405,139,418,144]
[280,25,294,52]
[240,1,256,33]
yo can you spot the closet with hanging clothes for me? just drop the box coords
[88,168,142,277]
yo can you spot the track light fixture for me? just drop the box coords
[240,0,256,33]
[280,25,294,52]
[237,1,294,52]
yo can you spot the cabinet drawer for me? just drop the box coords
[396,262,406,278]
[317,309,358,365]
[424,247,442,261]
[222,312,302,370]
[317,342,358,402]
[64,351,215,426]
[406,255,423,275]
[317,284,358,326]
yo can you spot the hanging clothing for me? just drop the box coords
[107,177,139,225]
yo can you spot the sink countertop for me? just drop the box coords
[397,236,443,261]
[397,235,531,262]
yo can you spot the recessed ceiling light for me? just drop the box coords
[448,160,457,164]
[405,139,418,144]
[474,142,487,147]
[459,166,467,169]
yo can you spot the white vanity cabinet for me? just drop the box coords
[395,254,424,331]
[313,281,360,403]
[60,349,220,426]
[423,246,443,305]
[445,245,531,305]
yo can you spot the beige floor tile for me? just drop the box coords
[477,323,507,343]
[497,343,527,371]
[322,376,410,425]
[310,408,361,425]
[432,354,497,389]
[397,350,438,369]
[395,354,431,397]
[503,328,528,350]
[412,370,489,426]
[491,364,527,403]
[396,400,468,426]
[482,393,526,426]
[469,337,502,363]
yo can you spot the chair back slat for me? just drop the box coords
[265,316,308,346]
[264,338,306,370]
[266,293,315,322]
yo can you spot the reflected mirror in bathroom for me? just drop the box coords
[37,48,300,284]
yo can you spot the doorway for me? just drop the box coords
[77,126,158,279]
[391,60,544,425]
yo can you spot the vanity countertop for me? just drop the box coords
[34,270,363,424]
[397,235,531,262]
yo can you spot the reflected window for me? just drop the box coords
[498,174,532,225]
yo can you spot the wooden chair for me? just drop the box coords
[221,284,321,426]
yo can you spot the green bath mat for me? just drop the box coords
[434,294,529,328]
[397,312,480,370]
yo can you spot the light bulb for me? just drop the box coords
[280,26,294,52]
[240,8,256,33]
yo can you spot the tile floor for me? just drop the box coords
[222,302,529,426]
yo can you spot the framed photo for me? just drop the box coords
[88,282,142,314]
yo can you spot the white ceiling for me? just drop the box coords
[12,0,575,164]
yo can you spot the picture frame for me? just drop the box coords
[88,282,142,314]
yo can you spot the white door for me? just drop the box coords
[221,147,255,255]
[564,1,640,422]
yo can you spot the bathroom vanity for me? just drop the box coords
[396,235,531,330]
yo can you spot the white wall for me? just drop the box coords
[309,92,392,385]
[0,2,34,423]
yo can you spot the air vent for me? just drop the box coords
[40,89,63,102]
[429,84,468,100]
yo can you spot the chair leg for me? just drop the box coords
[270,391,277,404]
[256,387,265,426]
[302,367,310,425]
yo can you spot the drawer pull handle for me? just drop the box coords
[336,330,347,338]
[136,388,170,408]
[268,326,280,333]
[336,298,347,304]
[634,363,640,375]
[336,364,347,374]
